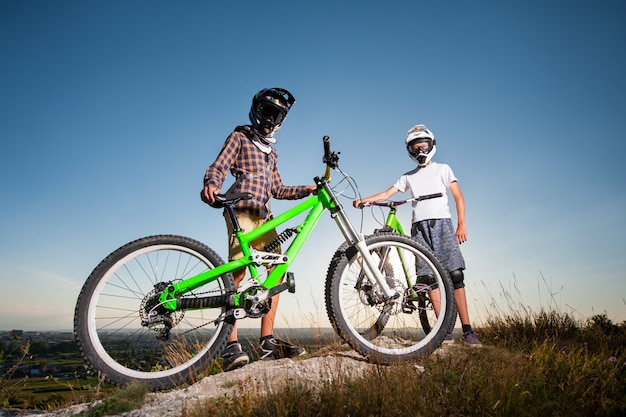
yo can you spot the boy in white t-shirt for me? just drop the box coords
[353,124,481,346]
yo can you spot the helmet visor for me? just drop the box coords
[257,102,286,125]
[408,139,433,156]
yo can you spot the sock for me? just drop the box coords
[260,335,273,343]
[462,324,472,333]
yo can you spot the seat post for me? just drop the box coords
[224,205,242,232]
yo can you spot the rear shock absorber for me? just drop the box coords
[263,228,298,253]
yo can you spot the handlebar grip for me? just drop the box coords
[322,135,339,169]
[323,135,331,158]
[418,192,444,201]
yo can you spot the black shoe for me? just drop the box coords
[259,337,306,360]
[221,342,249,371]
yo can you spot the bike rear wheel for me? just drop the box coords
[74,235,235,390]
[325,233,456,363]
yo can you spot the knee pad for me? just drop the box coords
[449,269,465,289]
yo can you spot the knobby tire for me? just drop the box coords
[325,233,456,363]
[74,235,235,390]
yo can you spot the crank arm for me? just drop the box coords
[267,272,296,297]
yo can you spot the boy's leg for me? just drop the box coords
[224,211,279,342]
[428,287,470,323]
[221,267,250,371]
[260,293,280,337]
[454,287,470,325]
[454,287,482,346]
[224,210,304,358]
[258,292,306,359]
[429,288,441,315]
[228,268,247,343]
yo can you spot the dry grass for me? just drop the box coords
[4,279,624,416]
[184,312,625,417]
[185,279,626,417]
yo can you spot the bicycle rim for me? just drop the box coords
[326,233,456,362]
[74,235,234,390]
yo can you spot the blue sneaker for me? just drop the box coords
[461,330,482,347]
[443,333,455,344]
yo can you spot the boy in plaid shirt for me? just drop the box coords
[202,88,316,370]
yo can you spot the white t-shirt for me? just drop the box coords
[393,162,457,223]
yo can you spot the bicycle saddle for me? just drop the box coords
[210,192,253,208]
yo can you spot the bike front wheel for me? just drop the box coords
[325,233,456,363]
[74,235,235,390]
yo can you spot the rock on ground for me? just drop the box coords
[9,348,430,417]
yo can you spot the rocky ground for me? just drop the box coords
[7,347,433,417]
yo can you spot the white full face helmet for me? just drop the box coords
[405,124,436,166]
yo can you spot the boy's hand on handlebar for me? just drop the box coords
[306,185,318,195]
[353,199,365,209]
[201,184,220,205]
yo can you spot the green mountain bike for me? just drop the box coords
[358,194,457,336]
[74,136,456,390]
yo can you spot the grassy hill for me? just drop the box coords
[2,310,625,416]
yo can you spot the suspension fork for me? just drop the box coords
[318,177,398,299]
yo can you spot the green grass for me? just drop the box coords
[0,339,117,410]
[73,381,148,417]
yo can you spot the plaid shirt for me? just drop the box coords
[204,129,311,218]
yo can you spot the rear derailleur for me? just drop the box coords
[140,282,183,341]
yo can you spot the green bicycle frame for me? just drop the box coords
[159,179,338,311]
[383,206,406,236]
[374,194,442,300]
[378,205,417,297]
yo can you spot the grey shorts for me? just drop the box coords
[411,218,465,274]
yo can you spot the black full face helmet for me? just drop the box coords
[249,88,296,137]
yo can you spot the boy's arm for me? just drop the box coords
[270,156,316,200]
[448,181,467,243]
[353,186,400,208]
[201,133,240,205]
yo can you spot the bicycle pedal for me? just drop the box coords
[232,308,247,320]
[402,301,417,314]
[267,272,296,297]
[286,272,296,293]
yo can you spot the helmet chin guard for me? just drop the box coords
[405,124,436,166]
[411,145,436,166]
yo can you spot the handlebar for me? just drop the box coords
[321,135,340,181]
[323,135,331,161]
[359,193,443,208]
[322,135,340,169]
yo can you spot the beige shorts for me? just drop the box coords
[224,210,280,260]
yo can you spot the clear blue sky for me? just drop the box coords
[1,0,625,331]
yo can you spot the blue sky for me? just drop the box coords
[1,0,625,331]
